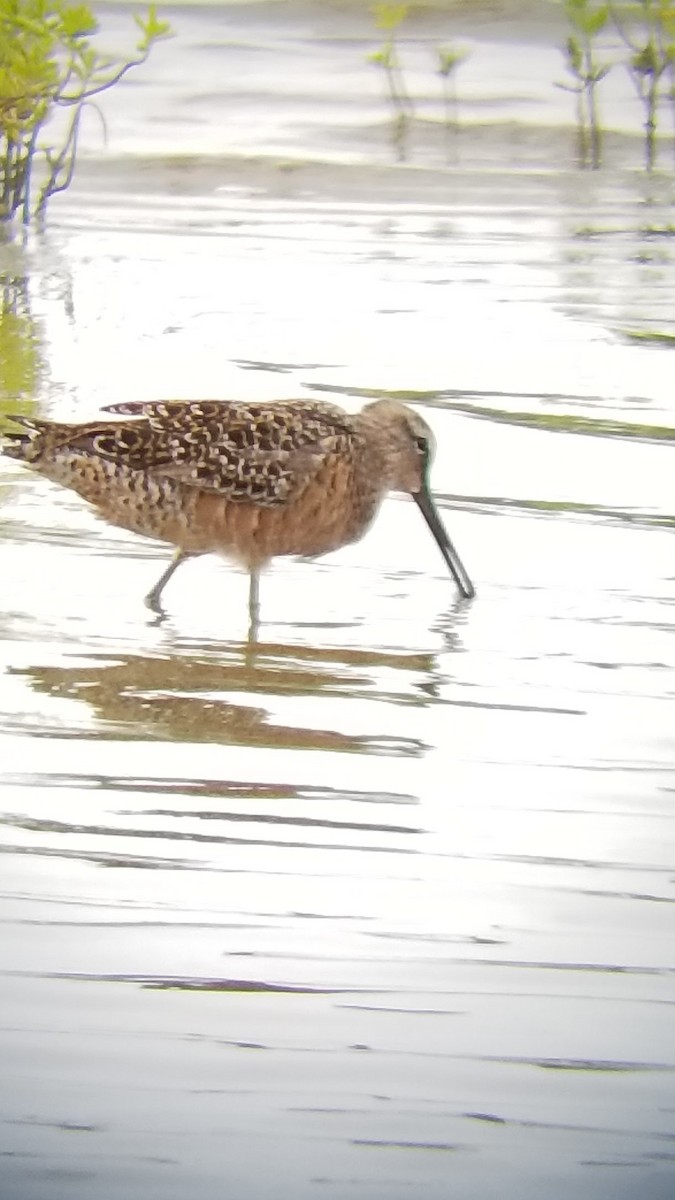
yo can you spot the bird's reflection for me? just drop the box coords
[431,594,471,654]
[11,632,460,754]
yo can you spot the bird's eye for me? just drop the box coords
[415,435,429,456]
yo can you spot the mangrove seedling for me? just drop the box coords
[557,0,611,167]
[437,43,469,162]
[0,0,172,225]
[611,0,673,169]
[368,3,413,161]
[644,1,675,166]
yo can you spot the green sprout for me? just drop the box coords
[610,0,675,168]
[368,3,412,162]
[557,0,611,168]
[437,43,469,161]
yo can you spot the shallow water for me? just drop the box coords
[1,4,674,1199]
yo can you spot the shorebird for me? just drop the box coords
[2,397,475,619]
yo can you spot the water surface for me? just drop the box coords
[0,5,674,1199]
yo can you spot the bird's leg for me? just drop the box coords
[247,568,260,644]
[144,549,196,612]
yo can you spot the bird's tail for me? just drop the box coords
[1,416,53,464]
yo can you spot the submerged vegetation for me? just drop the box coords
[435,400,675,443]
[0,275,42,403]
[0,0,171,225]
[310,382,675,445]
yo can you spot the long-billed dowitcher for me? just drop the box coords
[2,397,475,615]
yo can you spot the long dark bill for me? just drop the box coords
[414,485,475,600]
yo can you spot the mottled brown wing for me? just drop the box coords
[84,399,358,506]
